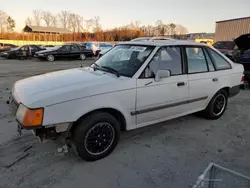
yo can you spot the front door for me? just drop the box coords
[57,45,71,59]
[70,45,81,59]
[135,46,189,127]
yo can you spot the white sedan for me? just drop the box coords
[9,40,244,161]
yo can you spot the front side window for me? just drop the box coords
[60,45,71,52]
[207,48,231,70]
[186,47,208,73]
[93,45,154,77]
[145,46,182,78]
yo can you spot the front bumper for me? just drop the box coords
[0,53,9,58]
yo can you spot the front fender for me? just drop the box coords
[43,89,136,130]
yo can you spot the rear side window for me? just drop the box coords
[71,45,79,52]
[207,48,231,70]
[186,47,208,73]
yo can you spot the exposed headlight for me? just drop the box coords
[16,104,44,127]
[2,52,8,55]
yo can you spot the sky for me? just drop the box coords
[1,0,250,33]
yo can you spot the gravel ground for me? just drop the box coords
[0,58,250,188]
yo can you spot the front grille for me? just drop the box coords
[9,94,19,115]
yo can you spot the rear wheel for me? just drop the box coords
[202,90,228,119]
[47,55,55,62]
[73,112,120,161]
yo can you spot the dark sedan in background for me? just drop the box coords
[0,43,18,52]
[212,40,236,60]
[0,45,45,59]
[34,44,94,61]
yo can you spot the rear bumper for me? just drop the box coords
[229,85,240,98]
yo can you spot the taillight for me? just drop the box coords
[241,75,245,82]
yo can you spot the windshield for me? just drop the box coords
[93,45,154,77]
[213,41,235,50]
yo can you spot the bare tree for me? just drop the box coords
[175,24,188,35]
[75,14,83,32]
[58,11,70,29]
[25,17,33,25]
[0,10,8,33]
[7,16,15,32]
[68,13,77,32]
[169,23,176,35]
[33,9,42,26]
[42,11,53,27]
[50,14,58,27]
[92,16,101,32]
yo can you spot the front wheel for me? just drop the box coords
[73,112,120,161]
[202,90,228,120]
[47,55,55,62]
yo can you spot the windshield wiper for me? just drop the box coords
[101,66,120,77]
[92,63,100,71]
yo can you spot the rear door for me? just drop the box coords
[185,46,221,111]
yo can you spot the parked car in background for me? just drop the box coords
[131,36,173,42]
[10,40,243,161]
[196,39,214,47]
[1,45,45,59]
[42,45,55,50]
[86,41,100,56]
[213,41,236,60]
[34,44,94,61]
[232,34,250,84]
[67,42,88,48]
[0,43,18,52]
[96,43,113,58]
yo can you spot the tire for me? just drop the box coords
[47,55,55,62]
[73,112,120,161]
[202,90,228,120]
[80,54,86,60]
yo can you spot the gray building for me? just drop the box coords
[215,17,250,42]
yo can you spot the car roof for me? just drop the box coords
[118,40,208,47]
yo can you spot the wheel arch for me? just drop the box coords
[69,108,127,135]
[219,86,230,96]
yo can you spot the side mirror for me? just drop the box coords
[155,70,171,82]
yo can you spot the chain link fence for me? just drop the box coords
[193,163,250,188]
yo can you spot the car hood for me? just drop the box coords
[12,68,130,108]
[234,34,250,50]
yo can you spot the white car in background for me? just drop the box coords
[10,40,243,161]
[97,43,114,58]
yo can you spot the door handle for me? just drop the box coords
[177,82,185,86]
[212,78,218,82]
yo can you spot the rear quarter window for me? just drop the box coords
[207,48,231,70]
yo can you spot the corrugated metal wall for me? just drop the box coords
[215,17,250,41]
